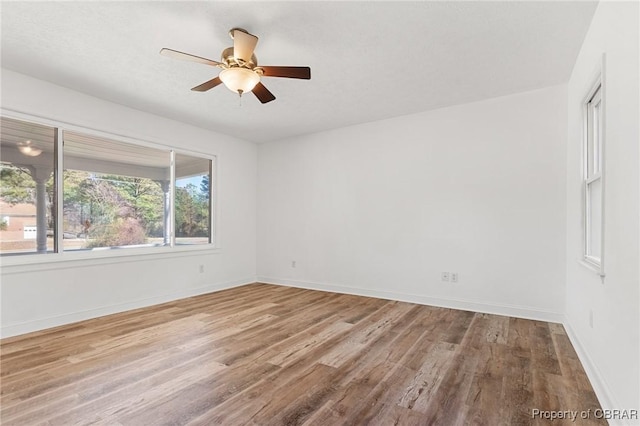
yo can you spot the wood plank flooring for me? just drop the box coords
[0,283,605,425]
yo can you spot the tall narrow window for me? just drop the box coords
[583,82,603,268]
[0,117,57,255]
[174,153,212,245]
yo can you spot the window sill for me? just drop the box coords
[0,244,221,275]
[578,258,605,278]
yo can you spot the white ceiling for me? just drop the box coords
[1,1,598,144]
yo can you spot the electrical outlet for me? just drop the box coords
[441,272,450,282]
[451,273,458,283]
[199,265,204,273]
[292,260,297,268]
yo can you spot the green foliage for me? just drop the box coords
[175,182,209,238]
[0,164,35,204]
[85,217,147,248]
[0,219,7,231]
[2,163,211,247]
[63,170,122,236]
[100,175,164,237]
[63,171,165,244]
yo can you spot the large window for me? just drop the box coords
[583,81,604,270]
[0,116,215,256]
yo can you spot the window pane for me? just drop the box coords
[174,153,212,245]
[63,132,170,251]
[587,107,595,177]
[0,117,56,255]
[587,178,602,259]
[586,86,602,178]
[593,99,602,174]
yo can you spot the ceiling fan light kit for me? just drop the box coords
[161,28,310,104]
[219,67,260,95]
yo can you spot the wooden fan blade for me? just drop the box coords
[191,77,223,92]
[160,48,222,67]
[233,29,258,64]
[252,82,276,104]
[260,66,311,79]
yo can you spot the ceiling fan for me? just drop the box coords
[160,28,311,104]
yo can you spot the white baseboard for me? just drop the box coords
[562,318,633,426]
[0,276,256,339]
[257,276,564,323]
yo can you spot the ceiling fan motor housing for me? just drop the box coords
[221,47,257,69]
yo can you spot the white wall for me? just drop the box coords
[257,85,568,321]
[3,5,637,413]
[0,70,257,337]
[565,1,639,417]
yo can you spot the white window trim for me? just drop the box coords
[0,108,221,269]
[580,54,606,278]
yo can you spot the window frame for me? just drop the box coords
[173,150,216,247]
[581,60,606,277]
[0,109,219,269]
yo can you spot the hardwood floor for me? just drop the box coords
[1,283,604,425]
